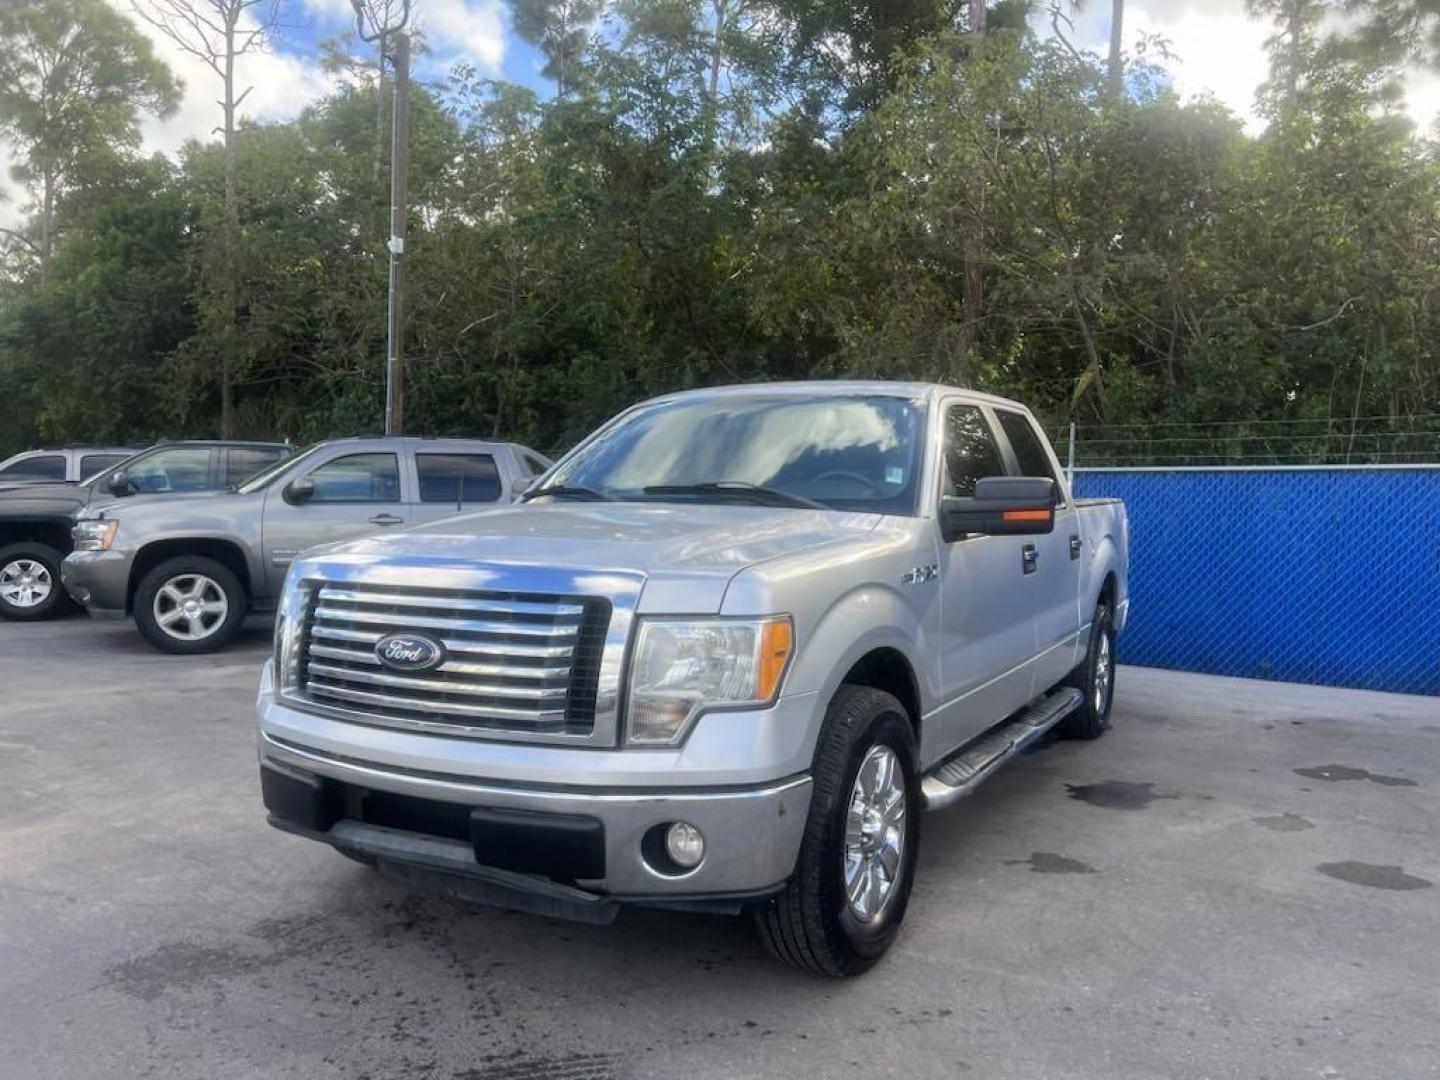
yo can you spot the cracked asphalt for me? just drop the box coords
[2,614,1437,1079]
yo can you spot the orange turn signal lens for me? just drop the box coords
[1002,508,1052,523]
[757,617,794,700]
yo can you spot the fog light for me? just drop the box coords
[664,822,705,869]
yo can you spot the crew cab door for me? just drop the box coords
[993,408,1084,691]
[260,449,408,593]
[931,401,1042,753]
[406,450,505,524]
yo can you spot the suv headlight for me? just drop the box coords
[72,519,118,551]
[625,616,794,746]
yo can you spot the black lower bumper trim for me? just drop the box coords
[261,760,606,882]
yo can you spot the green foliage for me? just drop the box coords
[0,0,179,266]
[0,0,1436,461]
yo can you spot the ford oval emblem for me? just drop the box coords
[374,632,446,672]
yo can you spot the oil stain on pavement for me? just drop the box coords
[1294,764,1418,787]
[1316,862,1433,891]
[1005,852,1097,874]
[1065,780,1179,810]
[1254,813,1314,832]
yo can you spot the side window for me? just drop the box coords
[522,453,551,476]
[416,454,501,503]
[225,447,284,486]
[996,411,1061,489]
[943,405,1005,497]
[307,453,400,503]
[127,447,215,492]
[0,454,65,480]
[80,453,129,479]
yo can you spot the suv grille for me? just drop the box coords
[297,582,611,737]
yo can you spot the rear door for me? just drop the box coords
[407,451,505,524]
[260,449,408,593]
[992,408,1084,691]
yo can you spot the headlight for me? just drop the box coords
[273,571,310,691]
[72,519,118,551]
[625,617,793,746]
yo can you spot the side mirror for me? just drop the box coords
[940,476,1057,541]
[282,476,316,506]
[511,476,535,497]
[107,470,132,496]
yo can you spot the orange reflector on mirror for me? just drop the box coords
[1002,508,1052,522]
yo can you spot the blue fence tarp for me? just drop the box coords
[1071,467,1440,696]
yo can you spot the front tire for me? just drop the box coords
[0,542,69,621]
[133,555,247,654]
[753,685,920,976]
[1058,599,1116,739]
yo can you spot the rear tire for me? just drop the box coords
[133,555,247,654]
[1058,600,1116,739]
[752,685,920,976]
[0,542,69,621]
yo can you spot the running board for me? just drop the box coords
[921,687,1083,811]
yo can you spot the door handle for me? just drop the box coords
[1022,543,1038,575]
[1069,535,1082,560]
[368,513,405,526]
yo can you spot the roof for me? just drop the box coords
[642,380,1031,411]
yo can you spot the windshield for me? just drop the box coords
[543,394,928,514]
[236,443,320,493]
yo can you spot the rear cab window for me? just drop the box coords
[80,453,129,479]
[995,410,1066,505]
[225,447,286,487]
[416,453,502,503]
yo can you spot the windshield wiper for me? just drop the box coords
[520,483,616,503]
[642,481,828,510]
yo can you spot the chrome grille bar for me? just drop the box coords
[294,581,611,739]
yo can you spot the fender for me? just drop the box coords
[780,581,936,749]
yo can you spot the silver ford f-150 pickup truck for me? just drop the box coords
[258,383,1129,975]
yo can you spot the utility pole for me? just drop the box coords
[351,0,412,435]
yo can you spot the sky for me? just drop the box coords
[3,0,1439,232]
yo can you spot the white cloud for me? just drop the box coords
[1050,0,1440,133]
[415,0,507,76]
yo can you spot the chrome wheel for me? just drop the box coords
[0,558,53,609]
[1094,628,1113,715]
[153,574,229,641]
[843,744,907,923]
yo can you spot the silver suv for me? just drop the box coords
[0,446,139,485]
[256,384,1129,974]
[63,437,549,653]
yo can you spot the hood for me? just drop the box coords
[0,480,90,514]
[314,502,884,613]
[80,488,240,518]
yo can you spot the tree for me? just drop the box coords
[508,0,602,97]
[131,0,281,436]
[0,0,179,276]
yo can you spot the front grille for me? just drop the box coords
[297,582,611,737]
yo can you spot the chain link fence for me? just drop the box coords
[1070,466,1440,696]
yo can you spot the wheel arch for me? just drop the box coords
[127,537,253,612]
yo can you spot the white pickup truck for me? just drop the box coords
[258,382,1129,975]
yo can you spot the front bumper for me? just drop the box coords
[258,662,815,913]
[60,549,133,615]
